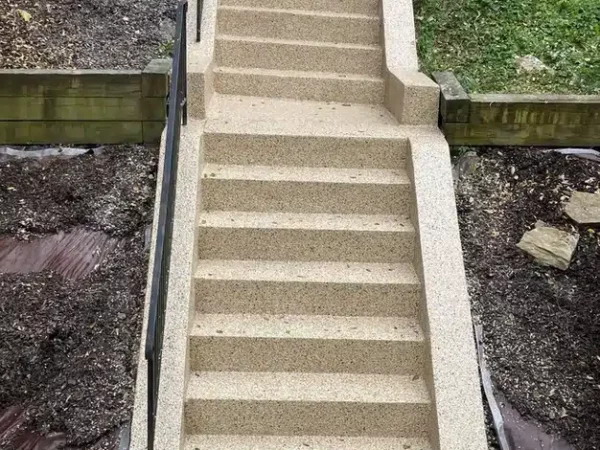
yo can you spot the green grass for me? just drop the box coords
[415,0,600,94]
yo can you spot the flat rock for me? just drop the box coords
[517,225,579,270]
[564,191,600,224]
[515,55,553,73]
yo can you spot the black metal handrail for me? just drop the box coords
[144,1,187,449]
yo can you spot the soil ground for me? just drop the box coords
[0,0,178,69]
[456,148,600,449]
[0,146,158,450]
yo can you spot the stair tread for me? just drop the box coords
[221,0,379,15]
[191,313,424,341]
[205,94,407,138]
[219,4,380,20]
[185,435,432,449]
[195,260,419,285]
[202,164,409,185]
[217,34,381,50]
[199,211,412,232]
[187,371,430,403]
[215,66,383,82]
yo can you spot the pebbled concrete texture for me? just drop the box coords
[184,435,433,450]
[195,259,421,318]
[189,313,424,374]
[216,36,384,77]
[220,0,381,15]
[217,6,381,45]
[203,133,408,169]
[406,129,488,450]
[185,372,431,436]
[214,66,384,104]
[381,0,440,125]
[197,210,415,263]
[201,163,411,214]
[149,120,204,450]
[188,0,217,118]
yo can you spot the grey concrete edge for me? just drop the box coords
[381,0,439,125]
[130,127,167,450]
[406,128,488,450]
[188,0,218,119]
[130,119,204,450]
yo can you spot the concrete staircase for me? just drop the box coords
[213,0,383,103]
[182,1,437,448]
[130,0,487,449]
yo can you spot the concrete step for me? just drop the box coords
[220,0,380,16]
[189,313,424,374]
[197,211,414,262]
[214,67,384,104]
[201,164,411,214]
[216,35,383,77]
[205,95,406,137]
[185,435,432,450]
[203,132,407,169]
[185,371,431,436]
[194,260,420,317]
[217,6,380,45]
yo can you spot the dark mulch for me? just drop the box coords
[0,146,158,239]
[0,146,158,450]
[456,149,600,450]
[0,0,178,69]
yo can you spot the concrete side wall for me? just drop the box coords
[130,120,204,450]
[381,0,439,125]
[188,0,218,118]
[406,128,488,450]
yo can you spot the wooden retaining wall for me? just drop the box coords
[0,59,170,145]
[434,72,600,147]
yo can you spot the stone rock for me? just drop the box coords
[517,224,579,270]
[453,151,480,181]
[515,55,553,73]
[564,191,600,224]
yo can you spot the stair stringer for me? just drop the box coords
[406,129,488,450]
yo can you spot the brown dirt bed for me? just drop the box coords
[0,0,178,69]
[0,146,158,449]
[456,148,600,449]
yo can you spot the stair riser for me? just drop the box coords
[201,179,410,215]
[216,38,383,77]
[215,69,384,104]
[218,8,380,45]
[194,279,420,317]
[221,0,380,16]
[185,400,430,436]
[198,227,414,262]
[203,134,408,169]
[190,337,424,374]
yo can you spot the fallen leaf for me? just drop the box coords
[17,9,32,22]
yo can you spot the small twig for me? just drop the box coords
[474,323,511,450]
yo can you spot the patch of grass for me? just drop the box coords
[415,0,600,94]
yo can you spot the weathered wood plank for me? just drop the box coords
[444,122,600,147]
[142,59,171,97]
[0,97,165,121]
[0,70,141,97]
[142,121,166,144]
[432,71,470,123]
[470,94,600,125]
[0,121,144,144]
